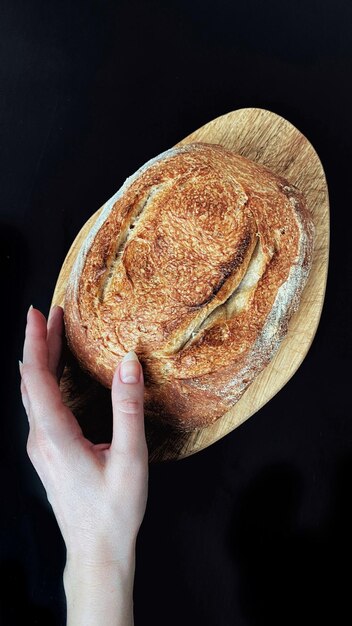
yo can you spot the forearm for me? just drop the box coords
[63,554,136,626]
[21,309,148,625]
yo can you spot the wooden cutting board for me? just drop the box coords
[51,108,329,462]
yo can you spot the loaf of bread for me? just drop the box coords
[64,143,314,430]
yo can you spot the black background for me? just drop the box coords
[1,1,352,624]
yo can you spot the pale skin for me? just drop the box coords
[19,305,149,626]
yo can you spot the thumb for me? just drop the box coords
[111,351,147,455]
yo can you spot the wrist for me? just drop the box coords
[64,544,136,588]
[64,552,136,626]
[65,531,137,572]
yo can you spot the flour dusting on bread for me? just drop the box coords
[64,143,314,430]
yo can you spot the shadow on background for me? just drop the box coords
[0,491,66,626]
[229,458,352,625]
[134,450,352,626]
[0,560,58,626]
[1,222,66,625]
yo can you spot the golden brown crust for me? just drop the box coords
[64,143,314,430]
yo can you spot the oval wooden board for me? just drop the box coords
[52,108,329,462]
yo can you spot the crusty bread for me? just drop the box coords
[64,143,314,430]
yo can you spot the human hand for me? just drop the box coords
[20,305,148,625]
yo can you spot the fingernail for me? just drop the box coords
[49,305,63,323]
[27,304,33,318]
[120,351,141,384]
[19,360,23,377]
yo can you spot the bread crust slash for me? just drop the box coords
[64,143,314,430]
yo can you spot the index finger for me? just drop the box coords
[23,306,48,368]
[21,307,81,443]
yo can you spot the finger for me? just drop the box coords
[23,306,48,367]
[22,306,82,443]
[111,351,146,455]
[19,361,30,418]
[56,327,68,382]
[47,305,64,379]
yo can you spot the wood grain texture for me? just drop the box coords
[51,108,329,461]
